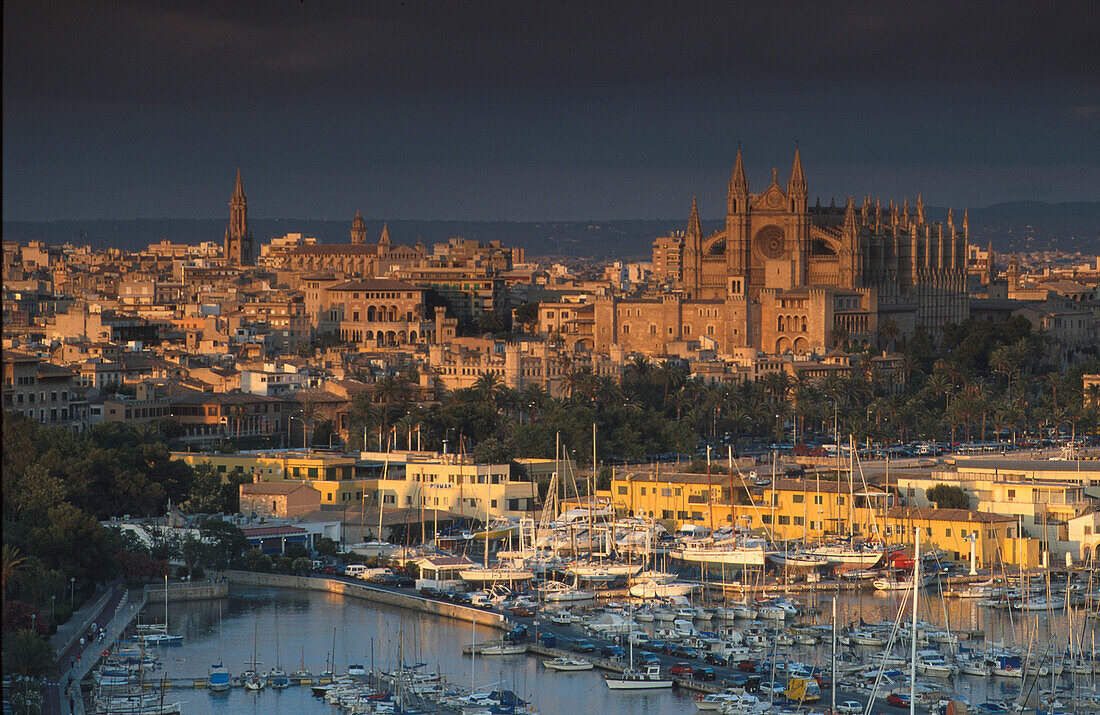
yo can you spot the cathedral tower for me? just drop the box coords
[350,210,367,244]
[224,169,254,265]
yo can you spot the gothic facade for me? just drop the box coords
[638,150,969,355]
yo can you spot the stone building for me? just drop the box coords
[641,150,968,355]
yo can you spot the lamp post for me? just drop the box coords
[289,415,304,450]
[51,595,56,622]
[70,577,76,609]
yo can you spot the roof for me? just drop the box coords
[328,278,420,292]
[169,391,283,405]
[290,245,381,256]
[950,458,1100,473]
[240,525,308,537]
[886,506,1015,523]
[240,482,320,496]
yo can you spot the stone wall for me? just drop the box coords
[225,571,507,631]
[144,580,229,602]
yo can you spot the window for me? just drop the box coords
[793,516,804,526]
[778,515,790,525]
[640,487,646,495]
[662,510,673,520]
[761,515,773,524]
[838,496,845,506]
[617,486,628,495]
[691,511,703,520]
[814,495,822,505]
[792,494,804,503]
[926,527,933,537]
[661,488,672,497]
[945,528,951,537]
[677,511,688,520]
[1007,489,1015,500]
[491,499,497,508]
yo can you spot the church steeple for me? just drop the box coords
[350,210,367,244]
[916,194,926,225]
[687,196,702,239]
[224,168,253,265]
[787,147,807,202]
[728,149,748,214]
[379,222,391,247]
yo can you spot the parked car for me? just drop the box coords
[693,667,717,681]
[837,701,864,714]
[635,652,660,668]
[887,693,910,708]
[673,646,701,660]
[669,662,694,676]
[570,640,596,654]
[705,652,729,667]
[643,640,665,653]
[738,659,757,672]
[600,645,625,659]
[510,605,535,617]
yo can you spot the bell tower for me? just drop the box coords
[224,169,254,265]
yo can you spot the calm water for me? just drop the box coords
[141,585,1099,714]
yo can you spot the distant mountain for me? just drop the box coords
[4,201,1097,259]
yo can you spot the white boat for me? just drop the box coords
[675,538,769,567]
[1015,597,1064,611]
[917,654,957,677]
[629,579,699,599]
[808,542,886,566]
[850,630,886,647]
[543,656,594,671]
[479,642,526,656]
[459,566,535,584]
[767,551,829,568]
[540,580,595,602]
[605,663,673,690]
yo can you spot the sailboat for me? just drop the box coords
[243,622,265,690]
[139,575,183,646]
[207,602,230,692]
[605,604,673,690]
[269,611,290,689]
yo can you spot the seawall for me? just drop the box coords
[144,580,229,602]
[224,571,508,631]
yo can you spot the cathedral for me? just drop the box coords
[599,150,970,356]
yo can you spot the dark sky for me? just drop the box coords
[4,1,1098,222]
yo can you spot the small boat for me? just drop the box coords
[479,642,526,656]
[605,663,673,690]
[543,656,594,671]
[207,663,231,692]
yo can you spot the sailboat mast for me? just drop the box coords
[910,526,920,715]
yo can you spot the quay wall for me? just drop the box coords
[225,571,507,631]
[144,580,229,602]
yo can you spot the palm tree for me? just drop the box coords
[877,318,900,352]
[2,629,57,679]
[829,325,848,349]
[473,372,502,404]
[395,412,421,450]
[1,544,28,605]
[230,404,248,447]
[297,400,321,447]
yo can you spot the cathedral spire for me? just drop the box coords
[787,147,806,198]
[843,196,857,232]
[687,196,702,238]
[963,209,970,240]
[728,149,748,213]
[916,194,926,225]
[379,222,391,246]
[947,207,955,233]
[233,168,245,201]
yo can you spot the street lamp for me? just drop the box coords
[51,595,56,622]
[70,577,76,609]
[289,414,304,450]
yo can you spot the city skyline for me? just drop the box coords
[4,1,1098,222]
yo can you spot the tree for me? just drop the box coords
[182,464,225,514]
[513,302,540,334]
[199,520,249,572]
[1,629,57,679]
[296,400,321,447]
[926,483,970,510]
[2,545,28,606]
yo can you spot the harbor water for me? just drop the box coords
[139,584,1099,714]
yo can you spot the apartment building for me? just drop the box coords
[2,350,83,429]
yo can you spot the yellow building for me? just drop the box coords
[609,471,891,540]
[363,451,539,520]
[172,449,380,505]
[885,507,1039,569]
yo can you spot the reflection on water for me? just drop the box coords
[146,586,1098,714]
[152,588,698,714]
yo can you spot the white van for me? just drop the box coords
[343,564,371,578]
